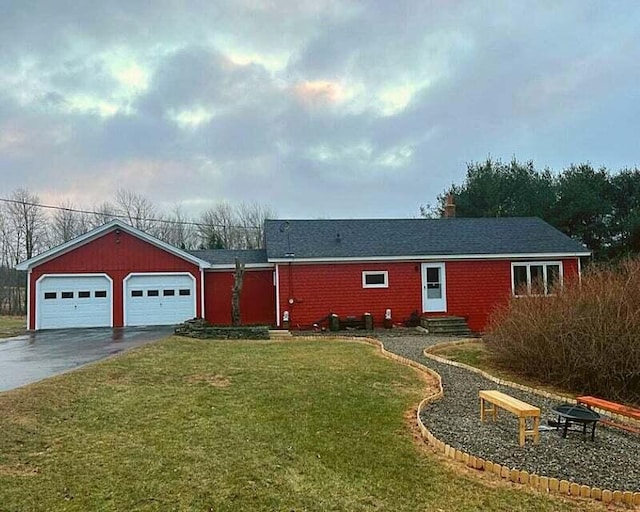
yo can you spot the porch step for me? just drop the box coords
[269,329,292,339]
[421,316,473,336]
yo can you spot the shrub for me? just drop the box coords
[486,258,640,405]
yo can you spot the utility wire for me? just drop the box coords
[0,197,263,231]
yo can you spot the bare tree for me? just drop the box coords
[155,205,198,249]
[236,202,276,249]
[5,188,48,262]
[88,201,118,229]
[50,200,90,245]
[231,258,245,326]
[198,202,238,249]
[114,189,159,233]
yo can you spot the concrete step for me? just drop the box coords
[421,316,472,335]
[269,330,292,339]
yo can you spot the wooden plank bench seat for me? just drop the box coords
[479,390,540,446]
[577,396,640,422]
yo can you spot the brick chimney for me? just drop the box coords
[443,193,456,218]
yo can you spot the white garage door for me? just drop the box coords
[124,273,196,326]
[37,275,112,330]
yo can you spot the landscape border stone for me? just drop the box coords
[327,335,640,508]
[415,338,640,506]
[246,333,640,506]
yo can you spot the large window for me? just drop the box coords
[362,271,388,289]
[512,262,562,296]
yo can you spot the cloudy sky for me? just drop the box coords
[1,1,639,219]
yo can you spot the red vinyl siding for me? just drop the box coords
[276,258,583,333]
[444,260,512,332]
[29,229,201,329]
[277,262,422,329]
[204,269,275,326]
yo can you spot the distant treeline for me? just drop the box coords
[424,158,640,260]
[0,188,275,315]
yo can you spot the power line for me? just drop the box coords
[0,197,263,231]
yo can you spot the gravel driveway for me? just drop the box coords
[378,333,640,493]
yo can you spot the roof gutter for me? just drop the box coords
[268,251,592,264]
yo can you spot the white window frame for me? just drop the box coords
[511,261,563,296]
[362,270,389,289]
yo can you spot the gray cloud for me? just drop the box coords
[0,1,639,218]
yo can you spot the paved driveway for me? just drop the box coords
[0,326,173,392]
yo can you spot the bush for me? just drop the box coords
[486,258,640,405]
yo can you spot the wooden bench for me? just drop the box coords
[479,390,540,447]
[577,396,640,433]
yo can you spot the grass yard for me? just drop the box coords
[0,337,593,511]
[0,315,26,338]
[430,341,577,398]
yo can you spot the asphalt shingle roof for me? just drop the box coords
[187,249,268,265]
[263,217,590,260]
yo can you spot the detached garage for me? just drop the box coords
[17,220,211,330]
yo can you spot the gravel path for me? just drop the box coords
[378,333,640,493]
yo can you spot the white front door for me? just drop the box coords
[124,273,196,326]
[36,274,112,330]
[422,263,447,312]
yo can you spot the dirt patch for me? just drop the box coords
[185,374,231,388]
[0,464,39,477]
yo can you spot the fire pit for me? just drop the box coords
[552,403,601,441]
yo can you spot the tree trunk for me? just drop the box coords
[231,258,245,327]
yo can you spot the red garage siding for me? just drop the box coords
[204,269,275,326]
[276,258,582,332]
[29,229,202,329]
[277,262,422,329]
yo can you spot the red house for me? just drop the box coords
[263,218,590,332]
[16,217,590,333]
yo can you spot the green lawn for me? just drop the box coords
[431,341,577,398]
[0,337,592,511]
[0,315,26,338]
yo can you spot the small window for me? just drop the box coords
[44,292,57,300]
[163,289,175,296]
[513,266,528,296]
[131,290,143,297]
[546,264,561,292]
[147,290,159,297]
[61,291,74,299]
[179,289,191,296]
[78,291,91,298]
[95,290,107,298]
[362,271,388,289]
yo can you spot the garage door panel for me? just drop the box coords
[37,275,111,330]
[125,274,195,326]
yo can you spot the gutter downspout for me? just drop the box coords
[26,269,31,331]
[275,264,280,327]
[200,268,205,320]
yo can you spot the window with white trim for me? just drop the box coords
[512,262,562,296]
[362,270,388,289]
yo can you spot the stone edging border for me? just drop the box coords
[274,335,640,506]
[423,339,640,430]
[419,338,640,507]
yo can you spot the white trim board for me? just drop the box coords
[205,264,274,272]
